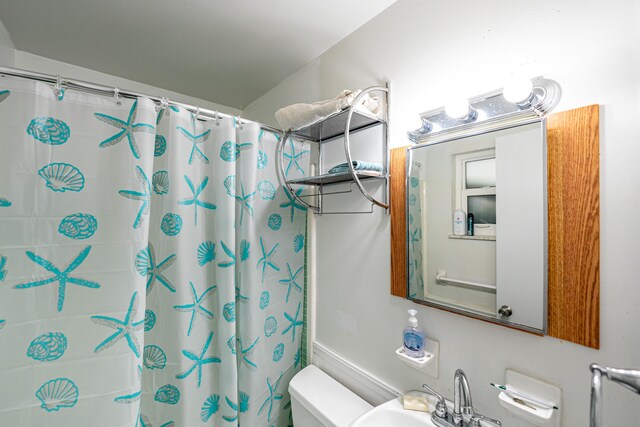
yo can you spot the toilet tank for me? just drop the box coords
[289,365,373,427]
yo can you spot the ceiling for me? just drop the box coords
[0,0,396,109]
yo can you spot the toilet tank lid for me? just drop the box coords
[289,365,373,427]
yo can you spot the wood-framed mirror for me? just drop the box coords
[390,105,600,348]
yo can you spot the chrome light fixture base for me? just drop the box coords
[407,77,561,143]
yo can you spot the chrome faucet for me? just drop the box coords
[453,369,474,424]
[422,369,501,427]
[590,363,640,427]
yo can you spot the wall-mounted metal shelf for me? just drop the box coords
[288,170,384,186]
[291,108,385,143]
[277,84,390,215]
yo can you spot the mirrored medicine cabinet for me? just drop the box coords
[406,120,547,333]
[389,103,600,349]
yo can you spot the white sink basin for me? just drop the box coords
[349,396,437,427]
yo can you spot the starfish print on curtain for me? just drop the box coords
[280,187,307,222]
[177,113,211,164]
[258,372,284,422]
[176,331,221,388]
[114,365,155,427]
[173,281,217,336]
[91,291,144,357]
[135,242,177,294]
[114,365,143,403]
[14,246,100,312]
[237,337,259,371]
[282,302,303,343]
[119,166,152,229]
[410,228,421,252]
[233,182,255,225]
[279,263,303,303]
[95,99,155,159]
[257,237,280,283]
[282,140,309,177]
[177,175,216,225]
[223,175,256,225]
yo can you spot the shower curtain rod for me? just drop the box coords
[0,65,284,135]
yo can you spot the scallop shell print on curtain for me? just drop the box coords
[0,79,154,426]
[0,78,307,427]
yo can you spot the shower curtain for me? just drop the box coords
[0,78,308,427]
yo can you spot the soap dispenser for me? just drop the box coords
[403,309,425,358]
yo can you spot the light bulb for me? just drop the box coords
[503,77,534,104]
[445,98,471,119]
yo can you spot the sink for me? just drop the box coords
[349,396,437,427]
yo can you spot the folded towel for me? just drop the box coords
[328,161,384,175]
[275,89,380,131]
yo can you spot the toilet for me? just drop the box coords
[289,365,373,427]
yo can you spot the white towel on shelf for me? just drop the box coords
[275,89,380,131]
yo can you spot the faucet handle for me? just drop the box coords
[421,383,448,418]
[470,413,502,427]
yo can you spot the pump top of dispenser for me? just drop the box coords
[408,309,418,327]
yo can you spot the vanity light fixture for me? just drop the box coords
[408,76,561,143]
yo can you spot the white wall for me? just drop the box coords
[244,0,640,425]
[11,51,241,115]
[0,17,15,66]
[0,21,240,114]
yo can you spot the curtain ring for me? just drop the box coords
[158,97,169,112]
[53,75,65,101]
[215,111,220,126]
[195,106,200,120]
[237,116,244,130]
[113,87,121,105]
